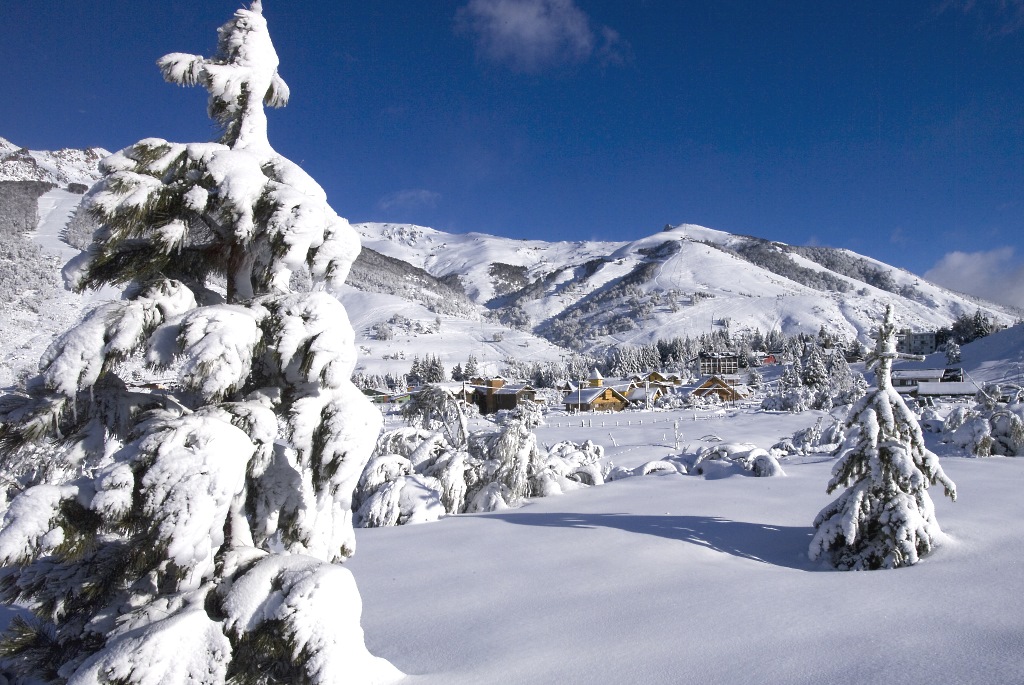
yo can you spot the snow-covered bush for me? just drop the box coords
[401,384,470,450]
[607,442,783,481]
[354,401,609,524]
[809,305,956,570]
[761,387,810,412]
[945,340,961,365]
[653,389,690,410]
[0,4,400,682]
[688,442,785,478]
[946,401,1024,457]
[772,415,846,456]
[761,346,865,413]
[943,405,972,433]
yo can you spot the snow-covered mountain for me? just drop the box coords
[354,221,1020,354]
[0,139,110,386]
[0,136,108,187]
[1,137,1020,385]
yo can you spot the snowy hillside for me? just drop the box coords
[355,222,1019,354]
[1,138,1020,386]
[340,285,571,379]
[0,140,108,386]
[900,321,1024,387]
[0,136,108,187]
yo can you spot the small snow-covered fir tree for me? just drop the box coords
[808,305,957,570]
[0,3,400,682]
[464,353,480,379]
[802,345,829,391]
[945,340,962,365]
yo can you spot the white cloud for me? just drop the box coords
[923,247,1024,308]
[377,189,441,213]
[456,0,628,71]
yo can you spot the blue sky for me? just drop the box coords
[3,1,1023,307]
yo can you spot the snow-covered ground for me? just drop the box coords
[346,406,1024,685]
[33,188,83,263]
[1,401,1020,683]
[3,146,1024,683]
[0,189,118,387]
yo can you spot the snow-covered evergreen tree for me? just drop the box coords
[0,4,400,682]
[782,358,803,390]
[808,305,957,570]
[802,346,829,391]
[945,340,962,365]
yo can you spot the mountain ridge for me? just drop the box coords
[0,138,1018,385]
[0,136,109,187]
[354,221,1019,355]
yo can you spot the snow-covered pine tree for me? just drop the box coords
[780,359,803,390]
[802,345,829,391]
[945,340,962,365]
[808,304,957,570]
[0,3,401,682]
[464,354,480,379]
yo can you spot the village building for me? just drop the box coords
[914,381,979,401]
[630,370,683,386]
[625,384,664,407]
[360,387,392,404]
[563,386,630,413]
[692,353,741,376]
[466,376,536,414]
[490,383,538,412]
[891,368,944,391]
[562,367,629,411]
[891,368,965,394]
[896,329,938,356]
[689,375,751,403]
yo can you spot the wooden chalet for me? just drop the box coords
[630,370,684,386]
[891,368,944,389]
[361,387,392,404]
[555,379,578,394]
[689,375,751,403]
[467,376,536,414]
[492,383,538,412]
[564,386,630,413]
[625,384,664,407]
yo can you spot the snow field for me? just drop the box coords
[346,444,1024,685]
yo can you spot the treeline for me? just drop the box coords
[347,246,477,318]
[0,181,67,314]
[940,309,1003,346]
[0,181,55,235]
[705,236,924,300]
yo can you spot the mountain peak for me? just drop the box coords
[352,221,1019,355]
[0,137,109,187]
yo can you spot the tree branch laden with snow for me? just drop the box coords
[0,3,400,682]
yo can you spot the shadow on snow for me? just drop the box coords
[487,511,824,571]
